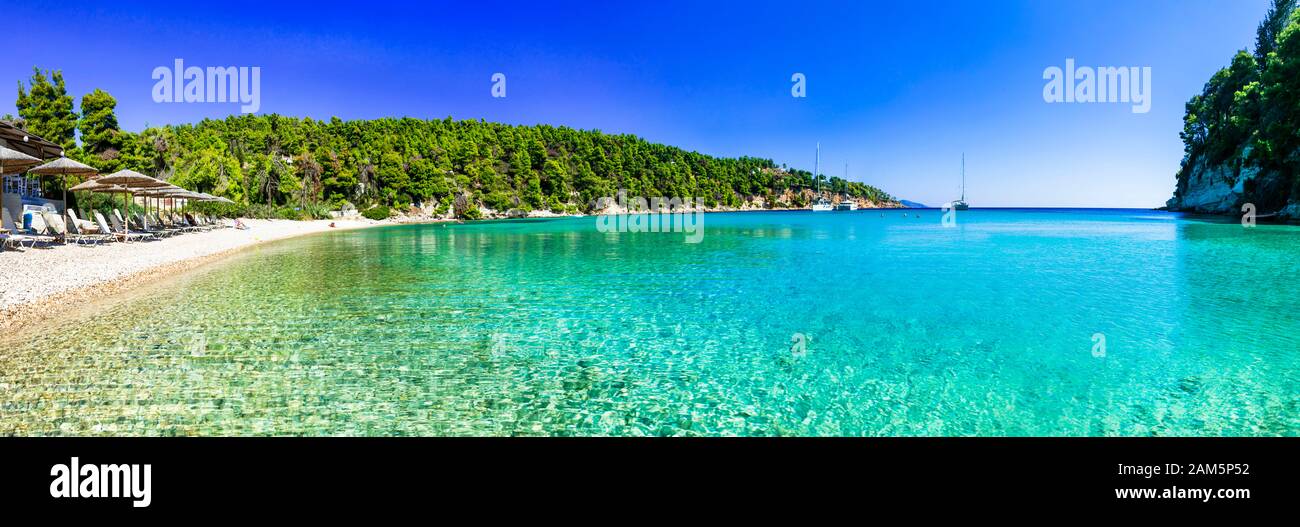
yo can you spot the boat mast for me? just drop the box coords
[961,153,966,202]
[815,142,820,195]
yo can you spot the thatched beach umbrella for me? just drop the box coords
[68,179,110,192]
[67,179,112,232]
[74,182,132,229]
[0,145,41,175]
[147,186,193,213]
[137,185,185,216]
[28,156,99,227]
[98,169,170,198]
[97,170,175,232]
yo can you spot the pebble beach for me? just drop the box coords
[0,218,384,330]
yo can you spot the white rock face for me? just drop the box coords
[1168,152,1300,220]
[1168,155,1243,214]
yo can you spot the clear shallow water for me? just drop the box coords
[1,209,1297,436]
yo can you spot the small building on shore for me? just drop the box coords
[0,120,66,217]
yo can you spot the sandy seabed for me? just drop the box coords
[0,218,385,331]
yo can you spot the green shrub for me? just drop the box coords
[458,206,482,220]
[361,205,392,221]
[482,191,513,211]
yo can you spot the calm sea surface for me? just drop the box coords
[1,209,1297,436]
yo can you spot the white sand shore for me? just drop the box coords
[1,218,384,328]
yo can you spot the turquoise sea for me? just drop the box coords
[1,209,1297,436]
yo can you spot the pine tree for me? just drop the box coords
[78,89,123,156]
[1256,0,1298,64]
[15,68,77,151]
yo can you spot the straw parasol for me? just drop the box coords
[69,179,112,192]
[78,183,134,227]
[0,145,41,175]
[28,155,99,227]
[136,185,186,215]
[97,169,167,188]
[97,170,179,230]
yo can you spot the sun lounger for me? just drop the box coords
[66,210,115,245]
[133,212,178,237]
[164,212,201,232]
[208,214,231,228]
[182,213,212,231]
[68,210,106,236]
[112,210,159,240]
[2,208,56,249]
[40,211,108,246]
[161,212,196,233]
[203,213,229,229]
[94,211,151,242]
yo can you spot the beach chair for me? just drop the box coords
[94,211,151,243]
[206,214,232,229]
[69,210,107,236]
[112,210,159,240]
[40,211,106,246]
[67,210,115,244]
[184,213,213,231]
[151,213,182,236]
[165,212,200,233]
[2,207,55,249]
[153,212,181,234]
[133,212,177,238]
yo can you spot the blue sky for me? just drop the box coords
[2,0,1273,207]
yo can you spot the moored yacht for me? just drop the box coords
[834,164,857,210]
[811,142,833,211]
[951,153,970,210]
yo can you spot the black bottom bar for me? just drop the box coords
[2,438,1291,515]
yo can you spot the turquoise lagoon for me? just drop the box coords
[1,209,1297,436]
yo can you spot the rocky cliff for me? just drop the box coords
[1165,148,1298,218]
[1164,1,1300,220]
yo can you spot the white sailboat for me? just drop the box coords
[835,162,857,211]
[952,153,970,210]
[811,142,833,211]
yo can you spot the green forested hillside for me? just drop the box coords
[1171,0,1300,212]
[8,70,894,219]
